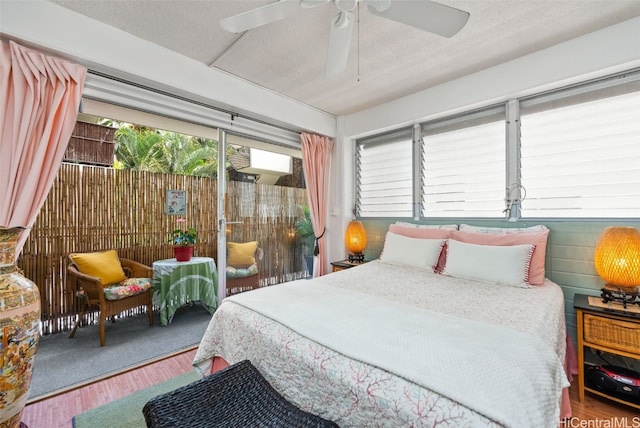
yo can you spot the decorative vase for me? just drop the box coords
[173,246,193,262]
[0,227,41,428]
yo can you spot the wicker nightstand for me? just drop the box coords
[331,259,367,272]
[574,294,640,409]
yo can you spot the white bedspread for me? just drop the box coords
[225,282,567,428]
[194,260,569,427]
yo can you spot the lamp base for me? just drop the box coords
[601,284,640,309]
[348,253,365,263]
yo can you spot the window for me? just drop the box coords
[356,129,413,217]
[421,106,506,217]
[520,72,640,218]
[354,68,640,220]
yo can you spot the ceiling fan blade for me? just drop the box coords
[220,0,302,33]
[366,0,469,38]
[325,11,354,77]
[300,0,331,8]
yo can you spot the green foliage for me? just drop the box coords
[112,124,220,177]
[114,126,163,171]
[170,226,197,247]
[295,205,315,253]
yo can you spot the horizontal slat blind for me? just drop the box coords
[356,129,413,217]
[355,69,639,220]
[83,72,302,148]
[421,106,505,217]
[520,79,640,218]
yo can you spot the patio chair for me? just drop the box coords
[226,241,263,296]
[67,249,154,346]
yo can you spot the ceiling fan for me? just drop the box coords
[220,0,470,77]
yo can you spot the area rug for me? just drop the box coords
[29,304,212,400]
[72,370,200,428]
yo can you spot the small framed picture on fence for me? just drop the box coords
[166,190,187,215]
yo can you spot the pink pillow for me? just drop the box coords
[388,224,453,272]
[449,229,550,285]
[389,224,453,239]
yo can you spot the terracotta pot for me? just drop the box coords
[0,227,40,428]
[173,246,193,262]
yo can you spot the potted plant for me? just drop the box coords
[170,218,197,261]
[295,205,315,275]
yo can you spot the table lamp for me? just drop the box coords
[594,226,640,307]
[345,220,367,263]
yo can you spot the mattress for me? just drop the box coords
[193,260,569,427]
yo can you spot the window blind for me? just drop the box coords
[82,72,302,149]
[520,72,640,218]
[421,106,506,218]
[354,69,640,220]
[356,129,413,217]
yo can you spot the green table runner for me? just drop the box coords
[152,257,218,325]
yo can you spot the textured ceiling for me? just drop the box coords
[52,0,640,116]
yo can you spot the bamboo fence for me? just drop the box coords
[17,163,308,335]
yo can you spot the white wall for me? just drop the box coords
[326,17,640,270]
[344,17,640,139]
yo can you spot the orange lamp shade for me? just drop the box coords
[345,220,367,254]
[594,226,640,287]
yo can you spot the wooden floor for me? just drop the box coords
[22,350,638,427]
[21,348,198,428]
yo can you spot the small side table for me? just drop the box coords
[152,257,218,325]
[331,259,367,273]
[574,293,640,409]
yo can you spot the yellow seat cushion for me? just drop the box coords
[227,241,258,268]
[70,250,127,285]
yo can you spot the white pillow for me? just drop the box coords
[442,239,535,287]
[459,224,547,234]
[394,221,458,230]
[380,231,445,271]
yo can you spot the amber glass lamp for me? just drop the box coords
[594,226,640,300]
[345,220,367,263]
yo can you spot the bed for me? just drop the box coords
[193,224,571,427]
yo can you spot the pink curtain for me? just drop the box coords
[0,40,87,257]
[301,133,333,277]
